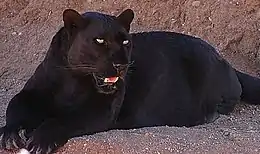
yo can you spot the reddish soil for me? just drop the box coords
[0,0,260,153]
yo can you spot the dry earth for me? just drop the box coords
[0,0,260,153]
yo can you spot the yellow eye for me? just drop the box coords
[95,38,105,44]
[123,40,129,45]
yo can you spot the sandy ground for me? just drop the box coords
[0,0,260,153]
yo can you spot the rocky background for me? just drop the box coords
[0,0,260,153]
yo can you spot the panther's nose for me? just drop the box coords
[112,63,128,73]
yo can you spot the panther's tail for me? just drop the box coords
[236,70,260,105]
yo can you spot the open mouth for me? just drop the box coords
[93,74,120,94]
[104,77,119,83]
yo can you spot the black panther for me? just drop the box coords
[1,8,260,154]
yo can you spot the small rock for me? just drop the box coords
[257,9,260,19]
[192,1,201,7]
[223,131,230,136]
[144,133,149,136]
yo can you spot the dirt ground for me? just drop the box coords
[0,0,260,153]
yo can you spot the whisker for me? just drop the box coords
[126,61,135,69]
[71,64,96,67]
[69,66,97,70]
[128,60,135,66]
[56,65,97,70]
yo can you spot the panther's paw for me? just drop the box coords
[0,126,26,149]
[26,120,67,154]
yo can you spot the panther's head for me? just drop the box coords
[63,9,134,94]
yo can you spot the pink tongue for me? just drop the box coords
[104,77,119,83]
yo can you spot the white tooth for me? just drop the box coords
[114,77,119,82]
[104,78,109,83]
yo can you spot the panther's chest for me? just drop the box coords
[52,76,93,108]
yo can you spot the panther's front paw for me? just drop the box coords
[26,136,57,154]
[0,126,26,149]
[26,120,67,154]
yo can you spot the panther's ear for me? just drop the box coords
[63,9,86,31]
[117,9,134,32]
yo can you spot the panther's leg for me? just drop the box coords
[204,101,220,123]
[0,90,51,149]
[217,99,238,115]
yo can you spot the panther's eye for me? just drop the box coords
[95,38,105,44]
[123,40,129,45]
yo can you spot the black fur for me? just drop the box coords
[1,9,260,154]
[236,71,260,104]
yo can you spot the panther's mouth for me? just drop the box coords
[93,74,120,94]
[104,77,119,83]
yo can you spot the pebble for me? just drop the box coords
[223,131,230,137]
[192,1,201,7]
[257,9,260,19]
[0,88,7,92]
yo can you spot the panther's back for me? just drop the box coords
[117,31,242,128]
